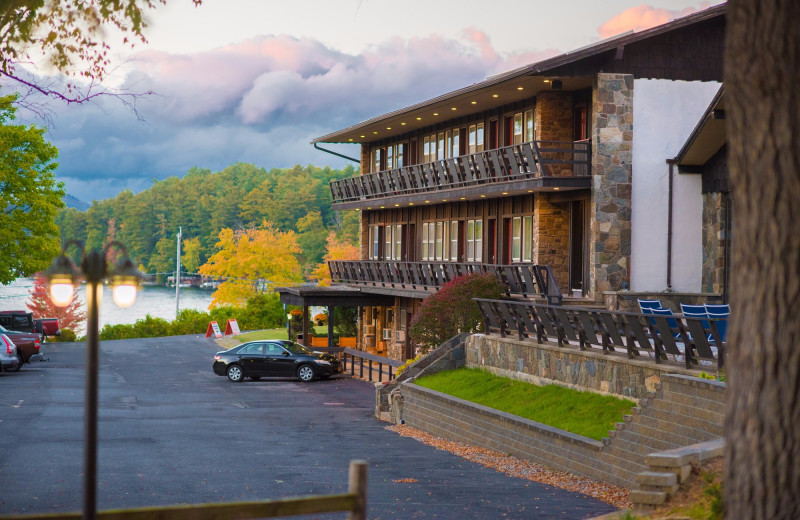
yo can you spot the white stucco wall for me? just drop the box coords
[630,79,721,292]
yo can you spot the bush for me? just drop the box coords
[51,328,78,342]
[409,273,505,353]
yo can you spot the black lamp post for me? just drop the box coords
[45,240,141,520]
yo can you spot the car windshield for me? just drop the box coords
[283,342,312,355]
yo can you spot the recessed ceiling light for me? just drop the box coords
[380,206,385,208]
[451,107,457,111]
[416,117,422,121]
[425,200,430,203]
[480,195,486,197]
[367,207,372,210]
[492,94,499,98]
[553,187,560,190]
[401,122,406,126]
[394,204,399,207]
[386,127,391,130]
[517,87,524,91]
[433,112,439,116]
[348,138,353,142]
[409,203,414,206]
[360,135,365,138]
[527,190,533,193]
[544,79,551,83]
[442,199,447,202]
[502,192,508,195]
[373,131,378,134]
[471,101,477,105]
[460,197,466,200]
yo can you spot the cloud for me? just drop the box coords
[19,30,558,203]
[597,3,710,39]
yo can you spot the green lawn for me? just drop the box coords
[413,368,635,441]
[235,328,290,342]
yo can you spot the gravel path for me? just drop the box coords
[387,424,632,510]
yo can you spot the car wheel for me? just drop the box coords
[7,353,23,372]
[297,364,315,383]
[227,364,244,382]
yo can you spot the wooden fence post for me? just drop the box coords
[347,460,367,520]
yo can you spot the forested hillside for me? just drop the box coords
[55,163,360,280]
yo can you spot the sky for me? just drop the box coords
[14,0,722,203]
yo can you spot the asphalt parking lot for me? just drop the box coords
[0,335,617,519]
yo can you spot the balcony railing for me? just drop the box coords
[328,260,562,301]
[330,140,591,204]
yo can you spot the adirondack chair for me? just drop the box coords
[704,304,730,343]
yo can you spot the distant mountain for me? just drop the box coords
[63,194,90,211]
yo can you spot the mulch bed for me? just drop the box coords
[386,424,631,510]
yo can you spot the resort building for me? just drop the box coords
[282,4,727,361]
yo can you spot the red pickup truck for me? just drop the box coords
[0,311,60,338]
[0,324,41,371]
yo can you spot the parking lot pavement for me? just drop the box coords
[0,335,617,519]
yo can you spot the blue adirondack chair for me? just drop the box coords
[704,304,730,343]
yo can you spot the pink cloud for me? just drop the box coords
[597,3,710,39]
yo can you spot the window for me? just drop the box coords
[466,219,483,262]
[423,136,431,163]
[384,226,392,260]
[386,145,394,170]
[392,224,403,260]
[451,129,460,158]
[372,148,381,173]
[468,123,485,154]
[523,216,533,262]
[369,225,380,259]
[428,222,436,260]
[421,223,429,260]
[511,217,522,261]
[525,109,534,142]
[435,221,444,260]
[437,133,445,161]
[513,113,523,145]
[449,221,459,261]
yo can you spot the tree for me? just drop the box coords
[724,1,800,518]
[181,237,202,274]
[199,221,303,307]
[26,275,86,333]
[0,93,64,284]
[296,211,330,271]
[311,232,360,286]
[0,0,200,108]
[147,236,174,284]
[409,273,505,353]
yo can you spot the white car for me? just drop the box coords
[0,334,20,373]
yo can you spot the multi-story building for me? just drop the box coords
[281,5,727,361]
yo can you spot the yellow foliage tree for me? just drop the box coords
[311,232,360,286]
[199,221,303,307]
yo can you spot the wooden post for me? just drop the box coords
[328,305,335,348]
[302,305,309,345]
[347,460,367,520]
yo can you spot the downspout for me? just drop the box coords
[666,160,675,291]
[313,142,361,163]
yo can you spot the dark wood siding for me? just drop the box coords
[702,145,729,194]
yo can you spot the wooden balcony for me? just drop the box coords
[328,260,562,302]
[330,140,591,209]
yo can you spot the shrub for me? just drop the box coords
[51,328,78,342]
[409,273,505,353]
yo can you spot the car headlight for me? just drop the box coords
[313,359,331,365]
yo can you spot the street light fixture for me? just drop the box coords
[45,240,142,520]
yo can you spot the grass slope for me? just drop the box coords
[414,368,635,440]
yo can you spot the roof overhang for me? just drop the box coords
[672,87,726,171]
[313,3,726,146]
[276,285,394,307]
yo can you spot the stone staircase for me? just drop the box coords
[600,374,725,491]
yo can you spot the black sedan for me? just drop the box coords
[213,340,341,382]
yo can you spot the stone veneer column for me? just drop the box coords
[534,91,574,176]
[702,192,728,294]
[590,73,633,295]
[533,196,570,291]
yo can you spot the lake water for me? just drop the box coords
[0,278,214,335]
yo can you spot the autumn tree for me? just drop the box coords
[147,236,174,283]
[26,275,86,333]
[724,1,800,518]
[0,94,64,284]
[409,273,505,353]
[199,221,303,307]
[181,237,202,273]
[311,232,360,286]
[296,211,329,270]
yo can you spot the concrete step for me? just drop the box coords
[630,490,668,506]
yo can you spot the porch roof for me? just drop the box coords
[672,86,726,171]
[276,285,394,307]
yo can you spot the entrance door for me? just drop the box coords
[569,200,589,295]
[487,219,497,264]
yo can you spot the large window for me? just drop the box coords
[466,219,483,262]
[525,109,534,142]
[437,133,445,161]
[510,216,534,262]
[513,113,523,145]
[468,123,485,153]
[369,225,380,259]
[449,221,459,261]
[392,224,403,260]
[372,148,382,173]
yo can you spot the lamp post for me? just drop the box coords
[46,240,141,520]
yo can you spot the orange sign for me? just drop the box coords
[224,319,241,336]
[205,321,223,338]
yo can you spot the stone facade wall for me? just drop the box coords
[702,192,728,294]
[534,91,574,176]
[533,196,570,291]
[590,73,634,297]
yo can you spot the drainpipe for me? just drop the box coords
[313,142,361,163]
[666,160,675,291]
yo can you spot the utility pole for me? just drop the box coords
[175,227,182,318]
